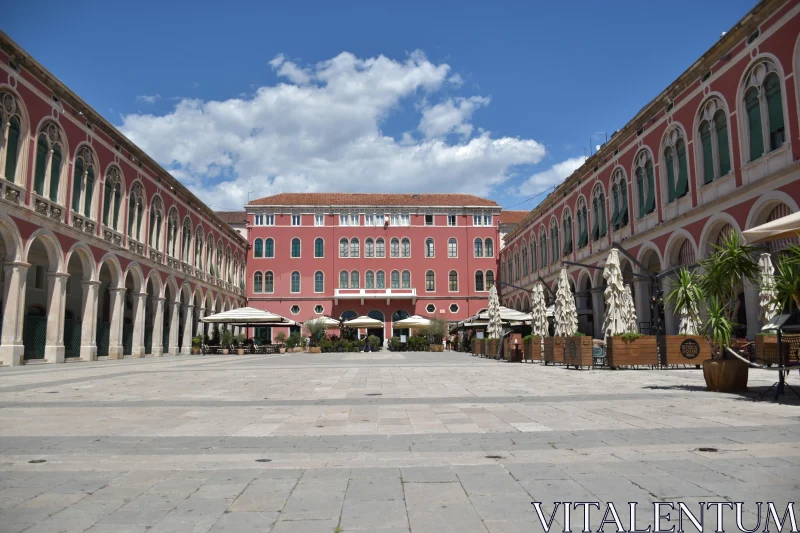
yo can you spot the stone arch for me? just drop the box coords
[0,212,24,262]
[145,269,164,299]
[65,242,96,281]
[745,190,799,231]
[163,275,180,303]
[663,229,698,270]
[0,85,32,186]
[95,253,123,288]
[214,292,223,313]
[698,212,741,259]
[24,228,64,273]
[123,262,145,294]
[22,230,66,362]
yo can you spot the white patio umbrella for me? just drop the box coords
[758,253,780,325]
[201,306,294,325]
[622,284,638,333]
[554,268,578,336]
[344,315,384,329]
[601,249,628,340]
[742,211,800,244]
[531,283,549,337]
[393,315,432,328]
[677,305,702,335]
[309,316,342,329]
[487,284,503,339]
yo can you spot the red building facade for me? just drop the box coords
[500,0,800,339]
[246,193,500,342]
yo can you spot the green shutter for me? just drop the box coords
[676,139,688,199]
[592,202,599,241]
[113,184,121,229]
[714,112,731,177]
[599,196,607,237]
[620,186,628,226]
[83,167,94,217]
[665,148,675,203]
[745,87,763,161]
[103,181,112,226]
[765,73,784,150]
[700,122,714,184]
[128,198,136,237]
[48,145,61,201]
[137,202,143,239]
[4,117,20,182]
[71,159,83,212]
[636,169,645,218]
[645,163,655,214]
[34,135,48,195]
[149,211,156,245]
[610,187,620,227]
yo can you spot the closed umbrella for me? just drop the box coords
[531,282,549,338]
[554,268,578,336]
[487,284,503,340]
[622,284,638,333]
[601,249,628,340]
[758,253,780,325]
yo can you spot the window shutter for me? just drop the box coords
[103,182,112,225]
[745,88,763,161]
[676,139,688,199]
[136,202,143,239]
[665,148,676,203]
[600,197,607,237]
[48,146,61,202]
[84,167,94,217]
[34,136,48,195]
[765,73,784,149]
[128,198,136,237]
[714,112,731,177]
[636,170,645,218]
[619,187,628,226]
[610,188,620,227]
[3,117,20,182]
[700,122,714,184]
[644,163,656,214]
[591,205,599,241]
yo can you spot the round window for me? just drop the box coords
[449,304,459,313]
[426,304,436,314]
[290,305,300,315]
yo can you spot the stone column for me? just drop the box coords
[0,261,30,366]
[591,290,604,339]
[168,300,180,355]
[150,297,165,357]
[107,287,126,359]
[79,280,101,361]
[196,308,205,340]
[44,272,69,364]
[180,304,194,355]
[130,291,147,358]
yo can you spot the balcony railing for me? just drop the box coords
[334,287,417,304]
[0,180,23,205]
[127,237,145,257]
[149,247,163,264]
[102,226,124,247]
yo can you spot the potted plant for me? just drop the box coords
[662,267,712,368]
[368,335,382,352]
[236,334,247,355]
[220,328,234,355]
[276,331,287,354]
[287,332,304,352]
[191,336,202,355]
[607,331,658,368]
[304,319,327,354]
[425,317,448,352]
[563,332,593,368]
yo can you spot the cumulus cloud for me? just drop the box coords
[516,156,587,196]
[120,50,546,210]
[135,94,161,104]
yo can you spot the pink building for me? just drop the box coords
[245,193,500,343]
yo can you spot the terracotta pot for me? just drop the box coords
[237,348,245,355]
[191,348,200,355]
[222,349,229,355]
[279,348,286,354]
[703,358,749,392]
[430,344,444,352]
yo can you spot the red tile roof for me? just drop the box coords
[215,211,247,224]
[499,210,529,225]
[249,193,499,207]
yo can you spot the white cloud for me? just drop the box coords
[120,50,546,210]
[418,96,490,139]
[136,94,161,104]
[516,156,587,196]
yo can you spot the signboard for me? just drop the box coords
[679,339,700,359]
[476,331,484,339]
[400,334,407,343]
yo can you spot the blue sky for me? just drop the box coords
[6,0,755,211]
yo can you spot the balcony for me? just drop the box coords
[102,226,124,247]
[69,210,95,233]
[166,256,180,269]
[334,288,417,305]
[149,247,163,264]
[0,180,23,205]
[127,237,145,257]
[181,262,192,275]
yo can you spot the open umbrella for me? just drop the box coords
[742,211,800,244]
[758,253,780,325]
[554,268,578,336]
[601,249,628,340]
[531,282,549,337]
[622,284,638,333]
[311,316,342,329]
[343,315,384,329]
[392,315,432,328]
[487,284,503,340]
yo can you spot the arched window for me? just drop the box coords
[33,121,64,202]
[662,127,690,204]
[390,238,400,258]
[290,271,301,293]
[314,238,324,258]
[392,309,409,323]
[264,271,274,293]
[743,61,785,162]
[366,238,375,257]
[339,270,349,288]
[194,228,203,268]
[166,208,179,257]
[485,270,494,289]
[127,183,145,242]
[291,238,301,258]
[254,238,263,258]
[340,237,349,258]
[401,238,410,257]
[351,270,360,289]
[376,238,385,258]
[634,151,656,218]
[71,145,96,217]
[550,220,560,264]
[484,238,494,258]
[376,270,386,289]
[216,239,223,274]
[677,239,695,267]
[206,239,214,275]
[1,91,23,183]
[181,218,192,261]
[264,238,274,258]
[448,238,457,258]
[390,270,400,288]
[315,271,324,293]
[366,270,375,288]
[576,197,588,248]
[350,237,360,258]
[698,98,732,185]
[521,242,529,274]
[254,271,263,293]
[342,310,358,321]
[401,270,410,288]
[530,237,537,272]
[475,271,484,292]
[514,253,520,280]
[425,238,435,258]
[591,186,608,241]
[225,248,232,283]
[540,229,548,266]
[426,270,435,291]
[609,171,629,231]
[449,270,458,292]
[474,238,483,258]
[562,211,573,256]
[102,166,123,231]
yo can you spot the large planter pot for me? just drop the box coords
[430,344,444,352]
[661,335,711,367]
[563,336,593,368]
[191,347,200,355]
[478,339,486,357]
[703,358,749,392]
[309,346,321,353]
[607,336,658,368]
[543,337,562,365]
[755,335,778,365]
[279,347,286,354]
[528,336,542,362]
[222,348,230,355]
[237,348,245,355]
[485,339,499,358]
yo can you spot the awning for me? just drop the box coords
[344,315,384,328]
[392,315,432,328]
[201,307,294,325]
[743,212,800,244]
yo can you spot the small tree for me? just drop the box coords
[774,243,800,313]
[304,319,328,347]
[275,331,288,345]
[221,328,234,347]
[664,266,703,335]
[424,317,448,344]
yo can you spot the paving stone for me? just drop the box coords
[341,499,409,530]
[207,511,280,532]
[346,477,404,500]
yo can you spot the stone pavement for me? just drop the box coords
[0,351,798,532]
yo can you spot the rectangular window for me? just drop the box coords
[484,215,492,226]
[254,215,263,226]
[339,214,349,226]
[292,214,301,226]
[391,213,399,226]
[264,215,275,226]
[365,214,374,226]
[351,214,359,226]
[314,214,324,226]
[425,214,434,226]
[401,214,410,226]
[448,215,457,226]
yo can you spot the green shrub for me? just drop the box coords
[388,336,401,351]
[275,331,288,345]
[286,332,303,349]
[367,335,382,351]
[619,331,644,342]
[522,335,533,342]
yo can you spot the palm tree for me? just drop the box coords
[664,266,703,334]
[773,243,800,313]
